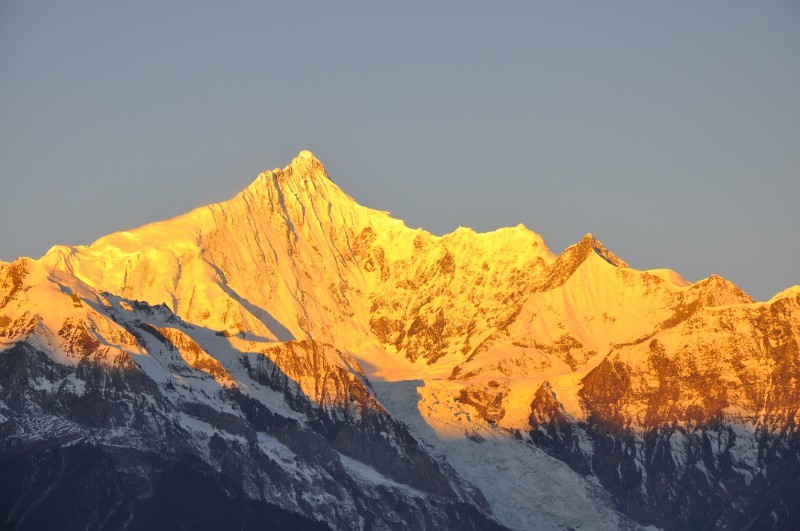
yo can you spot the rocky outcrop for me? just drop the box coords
[522,289,800,530]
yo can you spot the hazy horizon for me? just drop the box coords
[1,2,798,301]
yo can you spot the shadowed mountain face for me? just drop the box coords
[1,151,798,530]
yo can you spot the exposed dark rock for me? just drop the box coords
[0,441,332,531]
[0,339,506,530]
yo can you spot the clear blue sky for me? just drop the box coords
[1,1,798,301]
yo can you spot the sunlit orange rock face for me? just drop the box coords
[1,151,799,530]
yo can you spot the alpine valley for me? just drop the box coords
[1,151,798,530]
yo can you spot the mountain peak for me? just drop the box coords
[243,150,338,205]
[576,233,628,268]
[285,149,333,183]
[289,149,323,171]
[295,149,318,161]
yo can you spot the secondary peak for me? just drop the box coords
[576,233,629,268]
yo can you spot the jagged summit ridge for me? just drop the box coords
[18,150,792,372]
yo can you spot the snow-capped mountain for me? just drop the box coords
[1,151,797,530]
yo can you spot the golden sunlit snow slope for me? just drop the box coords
[40,151,554,374]
[11,150,799,435]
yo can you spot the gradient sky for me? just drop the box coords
[1,1,798,301]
